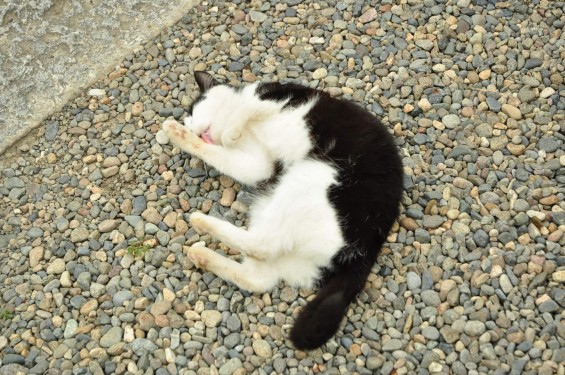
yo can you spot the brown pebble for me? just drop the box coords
[102,156,121,168]
[163,212,177,228]
[136,312,155,331]
[80,300,98,316]
[479,69,491,80]
[68,127,86,135]
[507,331,524,343]
[350,343,362,356]
[154,315,170,328]
[467,71,480,83]
[528,262,543,274]
[439,279,457,301]
[233,9,246,23]
[399,217,418,231]
[530,216,544,229]
[131,102,144,116]
[429,266,444,282]
[46,153,57,164]
[501,104,522,120]
[109,68,128,80]
[219,175,234,188]
[507,144,525,156]
[150,301,172,316]
[98,219,120,233]
[548,229,563,243]
[220,187,236,207]
[201,199,213,213]
[142,207,162,225]
[539,195,558,205]
[424,200,437,215]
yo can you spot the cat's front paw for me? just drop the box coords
[162,120,202,151]
[190,212,210,235]
[162,119,180,136]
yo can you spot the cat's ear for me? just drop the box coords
[194,71,217,92]
[221,126,242,147]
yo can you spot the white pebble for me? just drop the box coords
[540,87,555,98]
[156,130,169,145]
[88,88,106,96]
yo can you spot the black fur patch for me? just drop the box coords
[256,82,403,261]
[257,81,404,349]
[256,82,315,109]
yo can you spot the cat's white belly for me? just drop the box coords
[248,159,345,286]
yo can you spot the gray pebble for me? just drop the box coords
[472,229,489,248]
[382,339,403,351]
[538,136,559,152]
[407,272,422,290]
[131,338,158,355]
[421,290,441,306]
[113,290,134,306]
[219,358,243,375]
[422,326,440,340]
[464,321,486,336]
[415,228,431,243]
[100,327,123,348]
[486,96,501,112]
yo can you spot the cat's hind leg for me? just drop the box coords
[190,212,268,261]
[187,246,277,293]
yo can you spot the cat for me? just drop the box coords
[162,71,404,350]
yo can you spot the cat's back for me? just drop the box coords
[256,81,397,161]
[259,82,404,251]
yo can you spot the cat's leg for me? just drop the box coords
[162,120,272,185]
[190,212,268,261]
[187,246,277,293]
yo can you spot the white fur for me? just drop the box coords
[163,84,344,292]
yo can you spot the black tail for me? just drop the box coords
[289,259,372,350]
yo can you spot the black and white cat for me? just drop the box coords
[162,71,403,350]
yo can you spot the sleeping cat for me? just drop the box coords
[162,71,403,350]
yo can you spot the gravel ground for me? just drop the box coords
[1,1,564,374]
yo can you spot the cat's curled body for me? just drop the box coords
[163,72,403,350]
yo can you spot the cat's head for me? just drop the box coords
[185,72,285,147]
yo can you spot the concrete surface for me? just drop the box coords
[0,0,199,155]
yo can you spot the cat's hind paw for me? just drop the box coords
[190,211,209,235]
[187,246,211,269]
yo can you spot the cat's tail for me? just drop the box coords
[289,256,372,351]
